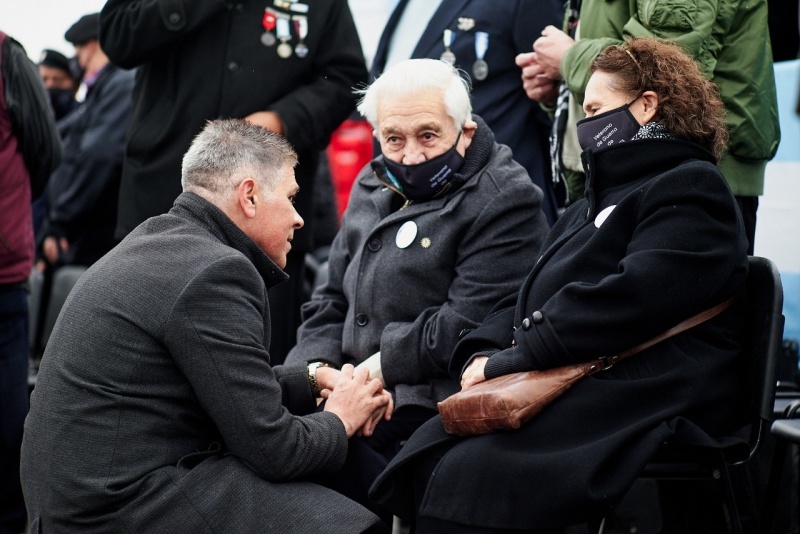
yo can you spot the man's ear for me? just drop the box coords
[237,178,258,219]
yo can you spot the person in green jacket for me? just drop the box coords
[518,0,780,254]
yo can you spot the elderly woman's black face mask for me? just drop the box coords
[576,100,640,152]
[382,132,464,201]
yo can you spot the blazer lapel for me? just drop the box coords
[412,0,473,58]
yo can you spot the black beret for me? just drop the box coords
[38,49,72,74]
[64,13,100,45]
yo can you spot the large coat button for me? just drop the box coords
[521,318,531,330]
[356,313,369,327]
[532,311,544,324]
[368,239,381,252]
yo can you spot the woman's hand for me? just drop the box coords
[461,356,488,390]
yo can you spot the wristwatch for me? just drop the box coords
[307,362,330,397]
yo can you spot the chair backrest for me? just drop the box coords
[736,256,785,461]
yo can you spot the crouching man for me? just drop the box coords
[21,119,392,533]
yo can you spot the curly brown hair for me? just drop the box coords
[591,37,728,160]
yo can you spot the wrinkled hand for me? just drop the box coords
[243,111,284,135]
[42,236,69,266]
[356,390,393,438]
[516,52,560,105]
[460,356,488,390]
[533,25,575,80]
[323,364,392,438]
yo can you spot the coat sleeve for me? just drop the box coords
[99,0,230,69]
[165,254,349,481]
[513,0,564,53]
[379,175,548,388]
[268,0,368,153]
[2,36,61,198]
[41,70,134,240]
[562,0,720,104]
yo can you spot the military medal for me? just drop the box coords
[292,15,309,58]
[276,14,293,58]
[472,31,489,81]
[440,29,456,65]
[261,8,277,47]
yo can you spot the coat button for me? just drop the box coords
[368,239,381,252]
[235,3,244,12]
[227,61,239,72]
[356,313,368,327]
[521,318,531,330]
[532,311,544,324]
[168,13,182,24]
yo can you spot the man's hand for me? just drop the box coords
[42,236,69,266]
[516,52,560,105]
[460,356,488,390]
[533,25,575,80]
[323,364,392,437]
[244,111,284,135]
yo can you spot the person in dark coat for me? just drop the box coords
[0,29,61,534]
[21,120,392,533]
[37,13,135,269]
[286,58,549,515]
[370,0,563,224]
[99,0,368,363]
[370,38,750,533]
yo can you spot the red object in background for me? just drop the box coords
[326,118,374,220]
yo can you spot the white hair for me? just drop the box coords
[181,119,297,202]
[355,58,472,131]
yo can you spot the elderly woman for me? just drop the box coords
[370,38,749,532]
[286,58,549,513]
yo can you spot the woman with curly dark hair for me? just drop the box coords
[369,37,749,532]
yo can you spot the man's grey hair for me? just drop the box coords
[355,58,472,132]
[181,119,297,201]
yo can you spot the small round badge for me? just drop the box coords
[594,205,617,228]
[395,221,418,249]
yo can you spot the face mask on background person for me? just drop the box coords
[576,101,641,152]
[382,132,464,201]
[47,87,77,120]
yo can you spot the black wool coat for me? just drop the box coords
[371,139,750,529]
[99,0,367,245]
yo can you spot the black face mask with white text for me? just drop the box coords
[576,101,640,152]
[382,132,464,201]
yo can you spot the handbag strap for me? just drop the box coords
[593,294,738,372]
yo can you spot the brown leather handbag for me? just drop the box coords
[438,297,737,436]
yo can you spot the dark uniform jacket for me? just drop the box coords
[371,138,749,529]
[371,0,563,223]
[287,116,548,411]
[100,0,368,246]
[21,193,382,533]
[39,63,135,266]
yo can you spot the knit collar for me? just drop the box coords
[170,192,289,289]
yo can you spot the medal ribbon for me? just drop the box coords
[474,31,488,61]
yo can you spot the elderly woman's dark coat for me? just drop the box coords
[370,138,750,529]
